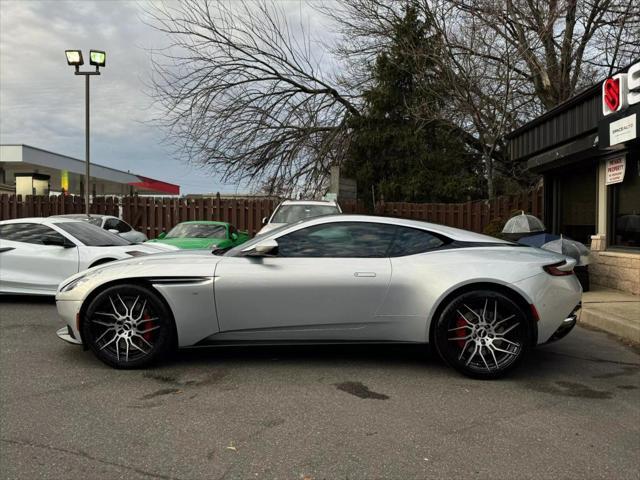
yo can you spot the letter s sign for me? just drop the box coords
[603,62,640,116]
[627,62,640,106]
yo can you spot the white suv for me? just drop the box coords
[258,200,342,235]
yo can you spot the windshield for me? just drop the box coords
[271,204,339,224]
[166,223,227,239]
[56,221,130,246]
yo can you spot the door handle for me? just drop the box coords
[354,272,376,277]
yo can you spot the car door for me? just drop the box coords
[214,221,396,340]
[0,222,79,294]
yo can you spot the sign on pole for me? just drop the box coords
[605,157,626,185]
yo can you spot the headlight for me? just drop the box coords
[59,275,92,293]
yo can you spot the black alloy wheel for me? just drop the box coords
[82,284,176,369]
[434,290,531,379]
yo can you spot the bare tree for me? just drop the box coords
[146,0,358,196]
[148,0,640,197]
[324,0,639,195]
[434,0,640,110]
[429,0,640,194]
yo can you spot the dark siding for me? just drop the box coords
[508,89,602,161]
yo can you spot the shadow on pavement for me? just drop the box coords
[0,294,55,304]
[173,342,439,368]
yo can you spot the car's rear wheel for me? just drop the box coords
[82,284,175,369]
[434,290,531,379]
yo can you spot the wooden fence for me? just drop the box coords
[342,187,544,234]
[1,188,543,239]
[0,194,119,219]
[121,196,279,239]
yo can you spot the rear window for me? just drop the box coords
[388,226,446,256]
[57,215,102,226]
[271,205,339,224]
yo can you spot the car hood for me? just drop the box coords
[146,237,224,249]
[57,249,220,300]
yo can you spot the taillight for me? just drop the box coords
[543,261,574,276]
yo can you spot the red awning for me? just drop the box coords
[129,176,180,195]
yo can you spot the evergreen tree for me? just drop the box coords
[344,5,484,207]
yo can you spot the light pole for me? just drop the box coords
[65,49,106,215]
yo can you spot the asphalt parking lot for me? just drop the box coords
[1,297,639,480]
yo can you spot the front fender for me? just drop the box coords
[56,254,220,347]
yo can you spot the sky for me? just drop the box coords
[0,0,332,195]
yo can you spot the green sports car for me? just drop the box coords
[146,221,249,250]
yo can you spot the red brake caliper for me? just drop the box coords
[456,317,467,348]
[142,312,153,342]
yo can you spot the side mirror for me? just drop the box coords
[42,235,74,248]
[262,217,268,225]
[243,238,278,256]
[231,232,239,241]
[157,232,167,240]
[107,229,119,234]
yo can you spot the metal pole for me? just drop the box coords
[85,74,90,216]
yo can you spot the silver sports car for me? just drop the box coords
[55,215,582,378]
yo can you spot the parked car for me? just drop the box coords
[146,221,249,251]
[0,217,177,296]
[53,214,147,243]
[55,214,581,379]
[257,200,341,235]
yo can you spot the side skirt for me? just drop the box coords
[190,338,425,348]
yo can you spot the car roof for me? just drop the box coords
[279,200,339,206]
[53,214,111,219]
[0,217,84,225]
[275,214,510,243]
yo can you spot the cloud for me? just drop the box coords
[0,0,336,194]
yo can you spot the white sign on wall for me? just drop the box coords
[605,157,626,185]
[609,113,637,146]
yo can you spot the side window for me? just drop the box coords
[103,218,130,233]
[0,223,65,245]
[104,218,119,231]
[388,226,446,257]
[277,222,397,258]
[115,220,131,233]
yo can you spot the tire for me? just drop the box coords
[81,283,176,369]
[433,290,531,379]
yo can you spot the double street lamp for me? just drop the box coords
[64,49,106,215]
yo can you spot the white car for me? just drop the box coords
[53,214,147,243]
[0,217,176,296]
[257,200,341,235]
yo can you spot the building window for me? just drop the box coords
[553,163,597,245]
[609,157,640,249]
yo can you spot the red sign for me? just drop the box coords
[129,176,180,195]
[604,77,620,112]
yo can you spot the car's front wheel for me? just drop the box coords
[434,290,531,379]
[82,283,176,369]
